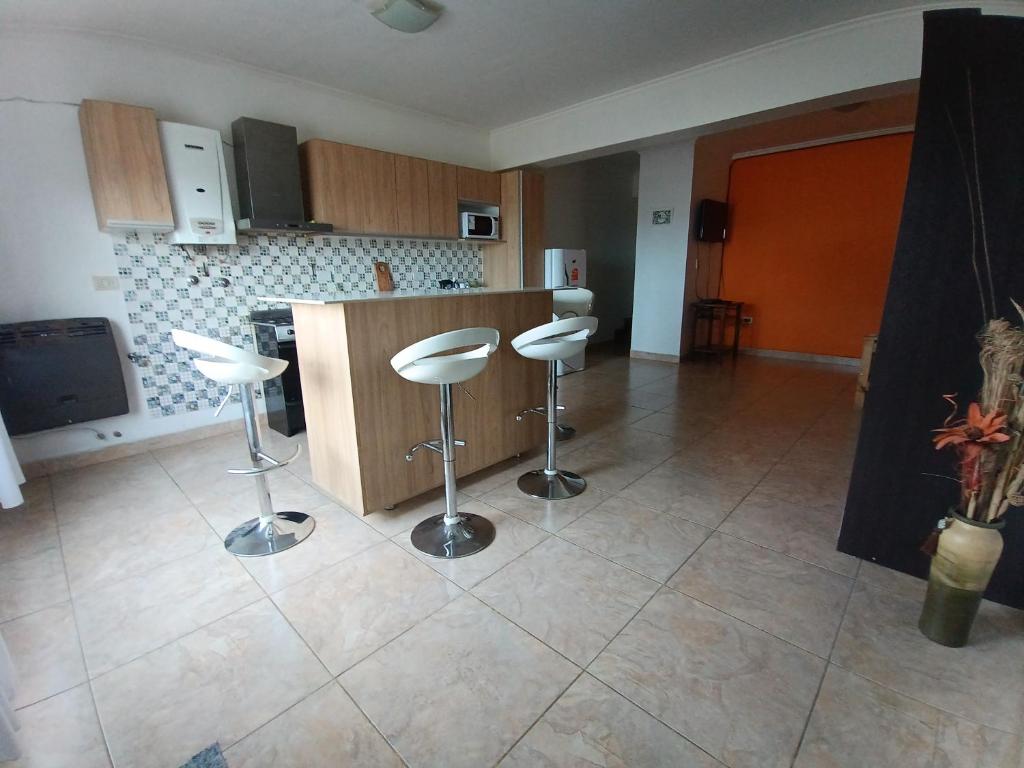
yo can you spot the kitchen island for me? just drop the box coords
[258,288,551,515]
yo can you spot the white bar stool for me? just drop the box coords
[552,287,595,441]
[513,315,598,499]
[172,329,313,557]
[391,327,500,558]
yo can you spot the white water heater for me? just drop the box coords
[158,121,236,245]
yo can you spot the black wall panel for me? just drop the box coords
[838,10,1024,607]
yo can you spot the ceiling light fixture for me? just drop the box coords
[371,0,442,33]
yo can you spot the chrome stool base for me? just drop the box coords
[224,510,316,557]
[518,469,586,500]
[411,512,496,558]
[555,423,576,441]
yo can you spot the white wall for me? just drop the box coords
[490,2,1023,169]
[0,29,490,464]
[631,141,695,359]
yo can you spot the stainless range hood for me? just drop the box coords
[231,117,333,234]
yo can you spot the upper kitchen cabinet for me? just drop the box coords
[456,166,501,205]
[396,156,458,238]
[426,160,458,238]
[79,99,174,233]
[300,139,398,234]
[394,154,430,236]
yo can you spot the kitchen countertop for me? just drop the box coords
[256,286,554,305]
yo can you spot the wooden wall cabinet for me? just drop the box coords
[79,99,174,233]
[457,166,501,205]
[482,169,545,290]
[426,161,459,238]
[300,139,398,234]
[395,154,430,236]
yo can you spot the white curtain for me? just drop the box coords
[0,412,24,510]
[0,633,19,760]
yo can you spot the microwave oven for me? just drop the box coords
[460,212,499,240]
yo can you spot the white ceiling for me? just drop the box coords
[2,0,949,128]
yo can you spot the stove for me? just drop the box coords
[250,308,296,343]
[249,308,304,436]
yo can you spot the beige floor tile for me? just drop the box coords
[152,432,250,506]
[397,502,549,589]
[75,545,263,677]
[481,479,610,532]
[459,455,541,498]
[933,712,1023,768]
[361,487,472,538]
[273,541,461,675]
[5,683,110,768]
[51,453,190,529]
[340,595,578,768]
[1,602,86,708]
[0,548,69,623]
[473,537,658,665]
[60,503,221,595]
[554,445,666,494]
[559,496,711,582]
[224,682,402,768]
[92,599,329,768]
[0,492,59,565]
[718,493,858,576]
[501,673,721,767]
[856,560,927,600]
[754,462,850,512]
[670,532,852,656]
[833,584,1024,734]
[618,465,752,527]
[590,588,824,768]
[630,410,719,440]
[795,665,1022,768]
[239,502,384,592]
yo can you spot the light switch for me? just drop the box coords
[92,275,120,291]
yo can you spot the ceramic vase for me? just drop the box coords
[918,511,1005,647]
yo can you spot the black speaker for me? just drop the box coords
[694,199,728,242]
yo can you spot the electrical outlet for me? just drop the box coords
[92,275,120,291]
[741,316,754,326]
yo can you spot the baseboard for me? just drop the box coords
[20,417,257,479]
[629,349,680,363]
[739,347,860,367]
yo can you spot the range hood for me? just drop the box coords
[231,117,332,234]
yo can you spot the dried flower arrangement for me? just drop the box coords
[932,304,1024,522]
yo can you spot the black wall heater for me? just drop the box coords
[0,318,129,435]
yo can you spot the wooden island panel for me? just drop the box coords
[291,291,550,514]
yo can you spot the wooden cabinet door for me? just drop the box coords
[395,155,430,236]
[79,99,173,232]
[301,140,397,234]
[456,166,500,205]
[352,145,398,234]
[521,170,546,287]
[426,161,458,238]
[300,139,353,229]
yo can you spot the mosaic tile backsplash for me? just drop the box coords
[115,230,483,417]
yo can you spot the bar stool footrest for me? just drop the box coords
[224,510,316,557]
[227,444,302,475]
[517,469,586,500]
[410,511,496,558]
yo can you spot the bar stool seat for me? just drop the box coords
[172,329,313,557]
[552,288,595,441]
[391,327,500,558]
[513,316,598,499]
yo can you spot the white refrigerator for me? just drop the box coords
[545,248,588,375]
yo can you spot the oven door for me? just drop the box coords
[461,213,498,239]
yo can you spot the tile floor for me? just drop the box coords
[2,350,1023,768]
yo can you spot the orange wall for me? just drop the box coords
[721,133,913,358]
